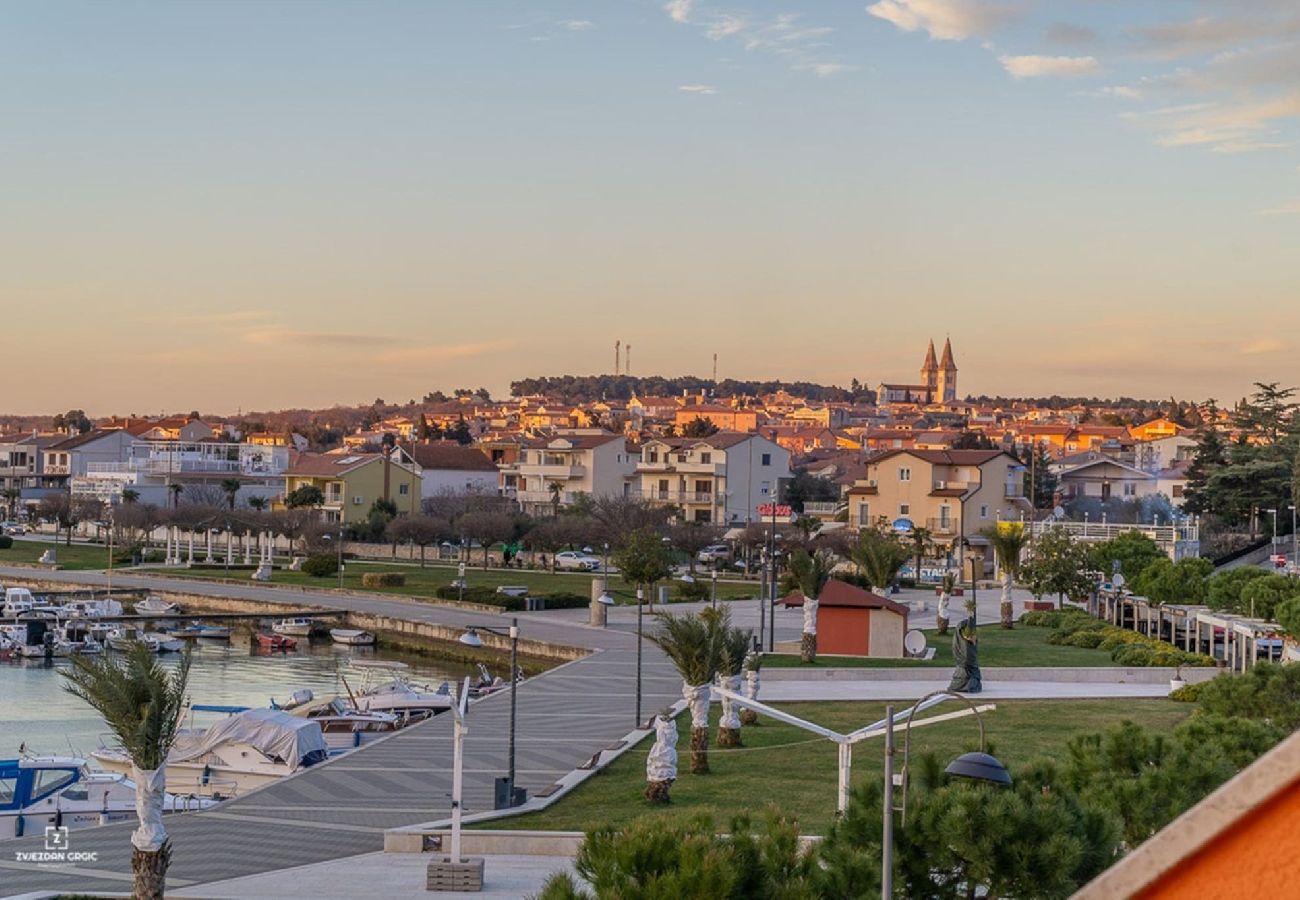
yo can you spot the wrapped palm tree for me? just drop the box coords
[850,529,910,599]
[983,522,1029,629]
[936,572,956,635]
[788,549,833,663]
[713,612,753,748]
[739,648,762,726]
[61,643,191,900]
[643,713,678,804]
[647,610,721,774]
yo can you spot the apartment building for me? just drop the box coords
[673,404,760,433]
[513,432,636,514]
[405,441,500,498]
[633,432,790,525]
[846,449,1031,553]
[71,439,290,506]
[282,451,421,524]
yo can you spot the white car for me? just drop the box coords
[554,551,601,571]
[697,543,731,563]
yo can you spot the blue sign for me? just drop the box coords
[892,517,914,533]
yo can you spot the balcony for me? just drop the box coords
[926,517,959,537]
[44,464,70,476]
[802,501,845,517]
[633,489,717,505]
[1005,484,1025,499]
[517,489,583,505]
[526,463,586,480]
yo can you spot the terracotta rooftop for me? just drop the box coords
[780,579,909,616]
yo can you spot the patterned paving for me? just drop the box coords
[0,566,682,896]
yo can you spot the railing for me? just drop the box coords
[925,517,958,536]
[44,464,70,475]
[802,501,844,516]
[517,489,582,505]
[524,463,586,479]
[632,490,716,504]
[1005,484,1024,498]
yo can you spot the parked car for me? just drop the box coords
[697,543,731,563]
[554,550,602,571]
[1,522,25,536]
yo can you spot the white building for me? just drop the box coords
[406,442,501,499]
[633,432,791,525]
[513,432,636,513]
[71,439,290,506]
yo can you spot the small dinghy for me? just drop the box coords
[329,629,375,646]
[254,632,297,651]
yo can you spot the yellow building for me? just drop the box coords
[282,451,421,524]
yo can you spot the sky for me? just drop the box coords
[2,0,1298,416]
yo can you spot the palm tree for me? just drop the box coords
[851,528,909,597]
[246,496,268,512]
[788,548,832,663]
[2,486,19,519]
[713,610,752,748]
[907,526,933,583]
[983,522,1029,629]
[547,480,564,518]
[120,488,140,505]
[167,483,183,509]
[647,610,720,774]
[220,477,242,510]
[61,644,192,900]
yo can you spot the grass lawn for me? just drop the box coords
[161,560,760,606]
[493,698,1192,835]
[762,624,1117,669]
[0,539,117,571]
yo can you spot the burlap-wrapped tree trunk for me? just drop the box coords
[800,595,819,663]
[644,714,678,803]
[936,590,951,635]
[1000,572,1014,629]
[715,673,743,747]
[133,842,171,900]
[684,682,711,774]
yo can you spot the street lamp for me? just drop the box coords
[457,561,467,602]
[458,617,521,808]
[882,691,1011,899]
[711,567,718,609]
[635,586,644,728]
[1266,508,1278,550]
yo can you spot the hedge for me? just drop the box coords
[362,572,407,588]
[1025,607,1214,667]
[433,585,590,611]
[0,535,12,550]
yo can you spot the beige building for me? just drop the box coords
[633,432,790,525]
[846,448,1031,557]
[282,451,421,524]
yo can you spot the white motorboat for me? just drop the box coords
[329,628,375,646]
[62,597,125,618]
[2,588,39,619]
[168,623,231,640]
[1,755,214,838]
[349,660,454,716]
[273,617,314,637]
[92,708,329,799]
[105,628,185,653]
[135,595,182,616]
[272,690,406,750]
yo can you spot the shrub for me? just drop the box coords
[674,580,712,603]
[435,585,499,604]
[1113,646,1154,667]
[301,553,339,577]
[1066,631,1106,649]
[1277,595,1300,640]
[361,572,407,588]
[1197,663,1300,731]
[1169,681,1206,702]
[0,534,13,550]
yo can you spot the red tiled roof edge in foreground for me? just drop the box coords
[780,578,910,616]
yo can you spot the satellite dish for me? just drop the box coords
[904,629,927,657]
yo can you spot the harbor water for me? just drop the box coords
[0,634,480,759]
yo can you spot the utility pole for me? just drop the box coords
[625,344,631,375]
[712,353,718,383]
[615,340,620,375]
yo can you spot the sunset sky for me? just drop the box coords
[3,1,1297,415]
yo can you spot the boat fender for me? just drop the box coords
[14,813,23,838]
[54,808,63,829]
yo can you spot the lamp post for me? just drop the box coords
[457,560,467,602]
[769,548,782,653]
[1290,505,1297,569]
[635,586,644,728]
[711,567,717,609]
[336,521,344,589]
[882,691,1011,899]
[458,617,521,808]
[1265,508,1278,551]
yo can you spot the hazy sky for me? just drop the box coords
[3,1,1297,416]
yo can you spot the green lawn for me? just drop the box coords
[763,623,1117,669]
[494,698,1191,835]
[163,560,759,606]
[0,539,117,570]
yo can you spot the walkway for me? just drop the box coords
[0,565,684,896]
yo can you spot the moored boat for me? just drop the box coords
[272,617,313,637]
[255,632,297,651]
[329,628,375,646]
[135,595,182,616]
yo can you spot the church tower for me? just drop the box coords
[920,339,939,399]
[937,338,958,404]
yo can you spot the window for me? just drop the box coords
[700,452,711,463]
[657,478,669,500]
[761,453,771,466]
[0,776,14,805]
[1123,482,1137,497]
[899,467,911,482]
[31,769,76,803]
[352,495,364,505]
[899,504,910,516]
[1173,485,1184,498]
[648,450,658,463]
[398,483,409,496]
[858,504,871,525]
[694,480,711,494]
[980,505,988,518]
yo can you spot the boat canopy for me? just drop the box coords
[170,708,328,770]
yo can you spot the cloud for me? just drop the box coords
[1259,200,1300,215]
[1130,14,1300,61]
[706,15,745,40]
[999,54,1100,79]
[866,0,1016,42]
[560,19,595,31]
[664,0,694,25]
[1129,92,1300,153]
[678,83,718,94]
[242,329,402,348]
[793,62,858,77]
[375,341,515,365]
[1241,338,1286,354]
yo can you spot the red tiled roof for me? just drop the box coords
[405,441,497,472]
[870,449,1008,466]
[780,579,909,616]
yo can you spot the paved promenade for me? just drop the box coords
[0,565,685,896]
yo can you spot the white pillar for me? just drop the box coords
[836,742,852,816]
[187,531,194,566]
[205,529,214,564]
[450,713,466,863]
[226,529,233,563]
[243,534,252,566]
